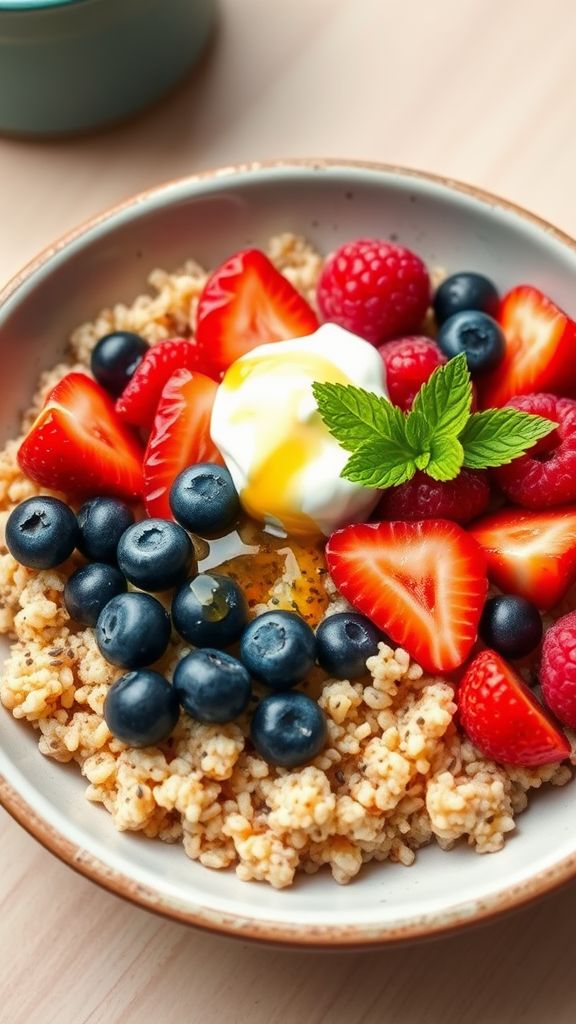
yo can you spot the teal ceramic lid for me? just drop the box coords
[0,0,86,8]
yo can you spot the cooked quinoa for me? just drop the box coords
[0,234,571,889]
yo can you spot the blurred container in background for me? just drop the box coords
[0,0,216,136]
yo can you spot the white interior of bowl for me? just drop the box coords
[1,163,575,942]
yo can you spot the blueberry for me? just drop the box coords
[240,611,316,690]
[169,462,240,537]
[104,670,179,747]
[96,592,171,669]
[316,612,386,679]
[437,310,505,374]
[172,573,248,648]
[479,595,543,660]
[250,692,327,768]
[64,563,127,627]
[117,518,195,592]
[433,272,499,325]
[90,331,148,396]
[173,648,251,723]
[5,496,78,569]
[77,497,135,565]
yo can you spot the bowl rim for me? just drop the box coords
[2,156,576,948]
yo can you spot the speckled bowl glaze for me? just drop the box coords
[1,161,576,947]
[0,0,215,135]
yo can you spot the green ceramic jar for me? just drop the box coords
[0,0,216,135]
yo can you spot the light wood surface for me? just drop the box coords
[2,0,576,1020]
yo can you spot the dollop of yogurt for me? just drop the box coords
[210,323,389,537]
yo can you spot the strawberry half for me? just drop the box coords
[479,285,576,408]
[458,649,570,766]
[470,507,576,611]
[326,519,487,673]
[195,248,319,375]
[18,372,143,499]
[143,367,223,519]
[115,337,212,430]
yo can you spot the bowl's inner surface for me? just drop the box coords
[1,165,575,939]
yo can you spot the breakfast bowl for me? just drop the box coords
[1,159,576,948]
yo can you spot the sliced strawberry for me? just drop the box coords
[143,368,223,519]
[325,519,487,673]
[115,337,213,430]
[17,373,143,499]
[195,249,319,375]
[458,649,570,766]
[470,507,576,611]
[479,286,576,408]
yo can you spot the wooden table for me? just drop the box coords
[2,1,576,1020]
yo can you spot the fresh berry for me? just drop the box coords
[169,462,240,536]
[540,610,576,729]
[479,595,543,660]
[374,468,490,525]
[173,649,252,724]
[479,286,576,408]
[433,272,499,325]
[115,338,209,429]
[315,612,386,679]
[103,670,179,747]
[96,592,171,669]
[240,611,317,690]
[64,563,127,627]
[5,496,79,569]
[317,239,430,345]
[458,649,570,766]
[91,331,148,396]
[493,393,576,508]
[326,519,487,673]
[437,310,505,374]
[77,497,135,565]
[250,691,327,768]
[378,336,446,411]
[117,518,195,592]
[172,573,248,648]
[18,373,143,500]
[143,368,223,520]
[470,507,576,611]
[195,249,318,375]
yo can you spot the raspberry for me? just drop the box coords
[540,610,576,728]
[374,468,490,525]
[378,336,446,410]
[316,239,430,345]
[493,393,576,508]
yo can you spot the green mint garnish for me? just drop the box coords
[312,352,556,489]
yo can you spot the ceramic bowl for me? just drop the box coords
[1,160,575,948]
[0,0,215,136]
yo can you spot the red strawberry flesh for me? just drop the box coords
[116,337,212,429]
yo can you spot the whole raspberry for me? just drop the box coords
[540,610,576,728]
[374,468,491,525]
[493,393,576,508]
[378,336,446,410]
[317,239,430,345]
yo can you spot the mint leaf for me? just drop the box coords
[312,382,408,453]
[460,409,557,469]
[427,435,464,481]
[408,353,472,446]
[341,438,417,488]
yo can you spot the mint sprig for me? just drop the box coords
[312,353,556,489]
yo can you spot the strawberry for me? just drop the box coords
[195,249,319,375]
[115,338,211,429]
[458,649,570,767]
[469,507,576,611]
[17,373,143,500]
[479,286,576,408]
[143,368,223,519]
[325,519,487,673]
